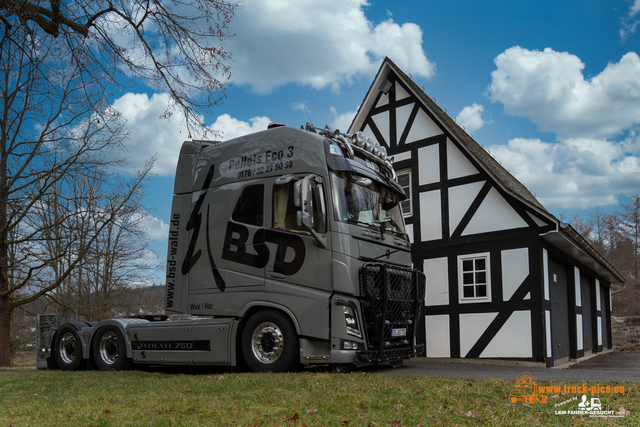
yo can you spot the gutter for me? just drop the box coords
[540,222,626,286]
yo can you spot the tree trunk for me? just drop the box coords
[0,294,12,366]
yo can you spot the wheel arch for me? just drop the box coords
[238,302,301,336]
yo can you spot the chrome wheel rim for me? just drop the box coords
[99,331,120,365]
[59,332,77,364]
[250,322,283,364]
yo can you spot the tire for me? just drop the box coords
[46,353,59,370]
[53,323,86,371]
[92,325,133,371]
[241,309,299,373]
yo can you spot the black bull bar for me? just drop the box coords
[357,263,426,363]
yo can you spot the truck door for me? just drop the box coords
[221,182,267,290]
[263,174,333,340]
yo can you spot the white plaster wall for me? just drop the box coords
[577,314,583,351]
[598,317,603,346]
[543,249,550,301]
[545,310,552,358]
[392,150,411,163]
[376,92,389,108]
[481,311,532,358]
[424,257,449,306]
[596,279,601,311]
[396,104,413,141]
[526,212,548,227]
[405,223,413,244]
[371,111,390,147]
[418,144,440,185]
[459,312,495,357]
[405,108,443,144]
[462,188,529,236]
[448,181,485,234]
[426,315,450,357]
[447,139,479,179]
[501,248,530,301]
[395,82,410,100]
[574,267,582,306]
[420,190,442,241]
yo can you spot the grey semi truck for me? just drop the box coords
[45,123,425,372]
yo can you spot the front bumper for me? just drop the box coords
[356,344,425,363]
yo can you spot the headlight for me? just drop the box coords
[343,305,362,338]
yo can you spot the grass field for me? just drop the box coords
[0,357,637,426]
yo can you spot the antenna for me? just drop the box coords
[303,107,312,124]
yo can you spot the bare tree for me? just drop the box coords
[32,168,160,322]
[0,22,153,366]
[0,0,238,366]
[0,0,238,135]
[620,195,640,288]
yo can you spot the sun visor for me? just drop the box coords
[324,140,406,200]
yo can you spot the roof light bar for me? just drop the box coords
[305,123,396,180]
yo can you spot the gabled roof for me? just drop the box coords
[349,57,625,285]
[349,56,550,219]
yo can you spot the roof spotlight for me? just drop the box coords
[379,145,387,160]
[354,131,365,148]
[364,137,374,152]
[373,140,381,156]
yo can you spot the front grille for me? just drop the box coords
[358,263,426,362]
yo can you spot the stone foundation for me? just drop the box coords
[612,316,640,351]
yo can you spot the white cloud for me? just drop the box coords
[621,20,640,41]
[209,114,272,141]
[291,102,308,112]
[631,0,640,16]
[111,93,271,175]
[111,92,189,176]
[488,47,640,139]
[487,135,640,209]
[224,0,434,93]
[329,106,359,133]
[455,103,486,133]
[138,213,170,241]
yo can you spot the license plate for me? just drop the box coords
[391,328,407,337]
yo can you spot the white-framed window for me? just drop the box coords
[458,253,491,303]
[396,168,411,217]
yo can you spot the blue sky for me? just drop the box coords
[113,0,640,283]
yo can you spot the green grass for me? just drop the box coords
[0,369,637,426]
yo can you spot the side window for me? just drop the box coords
[273,180,325,234]
[458,253,491,302]
[397,169,411,217]
[232,184,264,226]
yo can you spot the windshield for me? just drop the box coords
[330,170,406,237]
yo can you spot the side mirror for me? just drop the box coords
[295,175,327,249]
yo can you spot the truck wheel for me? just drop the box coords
[54,323,85,371]
[46,352,59,370]
[242,310,299,372]
[92,326,133,371]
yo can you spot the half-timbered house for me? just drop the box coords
[348,58,625,366]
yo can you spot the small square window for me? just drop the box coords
[458,253,491,302]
